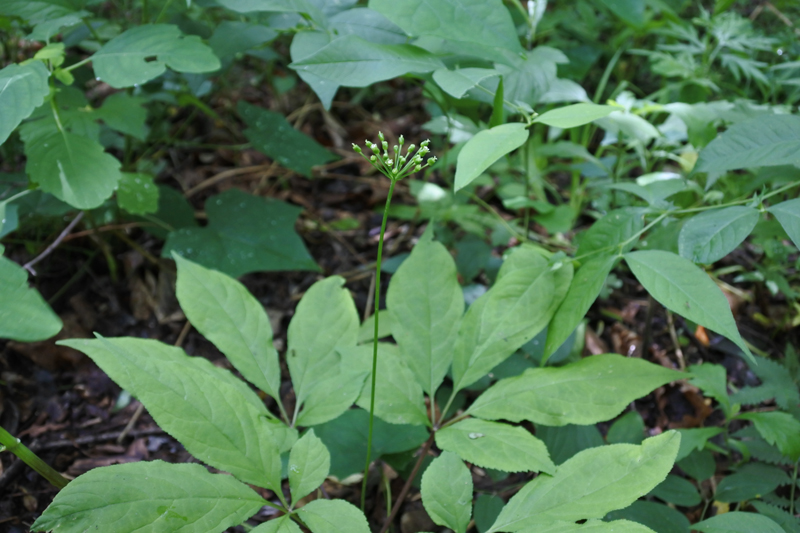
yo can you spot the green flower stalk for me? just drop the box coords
[352,134,436,511]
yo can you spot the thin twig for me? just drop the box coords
[363,272,376,322]
[378,434,436,533]
[666,311,686,371]
[63,222,154,242]
[184,164,275,198]
[23,212,85,275]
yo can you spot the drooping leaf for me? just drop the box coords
[469,354,683,426]
[31,461,265,533]
[290,35,443,87]
[117,172,158,215]
[768,198,800,249]
[295,369,367,426]
[0,62,50,146]
[433,68,500,99]
[288,430,330,503]
[488,432,680,532]
[692,512,784,533]
[96,92,149,140]
[649,474,701,507]
[387,226,463,397]
[287,276,359,406]
[251,516,303,533]
[436,419,555,474]
[60,337,282,491]
[24,131,121,209]
[290,31,338,110]
[174,255,281,400]
[239,101,336,177]
[715,462,791,503]
[678,207,759,264]
[421,452,473,533]
[454,123,529,191]
[162,189,319,277]
[296,499,370,533]
[738,412,800,462]
[93,24,220,88]
[532,104,617,129]
[624,250,753,360]
[0,251,62,341]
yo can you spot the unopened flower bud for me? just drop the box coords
[421,139,430,148]
[382,141,388,152]
[428,156,437,165]
[378,131,385,142]
[393,145,399,154]
[370,155,377,162]
[407,144,415,153]
[386,159,393,166]
[414,164,422,172]
[398,135,404,145]
[352,144,362,154]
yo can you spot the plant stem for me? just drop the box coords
[361,177,398,512]
[378,433,435,533]
[0,426,69,489]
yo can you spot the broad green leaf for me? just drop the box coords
[295,368,366,426]
[251,516,303,533]
[678,449,716,481]
[421,451,473,533]
[433,68,501,99]
[288,276,359,406]
[216,0,324,20]
[239,101,336,177]
[543,255,617,361]
[738,412,800,462]
[60,337,282,490]
[604,502,688,533]
[347,344,429,426]
[288,430,330,503]
[209,21,277,58]
[329,8,407,45]
[536,424,604,465]
[695,115,800,186]
[576,208,645,258]
[141,184,198,239]
[469,354,683,426]
[357,309,393,343]
[97,93,149,140]
[597,0,645,27]
[678,206,759,264]
[296,499,370,533]
[594,112,660,144]
[487,432,680,532]
[532,104,617,129]
[31,461,265,533]
[624,250,753,360]
[715,462,790,503]
[290,31,338,110]
[117,173,158,215]
[649,474,701,506]
[0,62,49,146]
[475,495,505,533]
[93,24,220,88]
[25,131,121,209]
[387,226,463,396]
[606,411,645,445]
[162,189,319,277]
[436,419,555,474]
[693,512,784,533]
[0,252,62,341]
[174,254,281,400]
[688,363,731,415]
[290,35,443,87]
[455,123,529,191]
[674,427,724,461]
[768,198,800,249]
[520,520,657,532]
[0,1,87,41]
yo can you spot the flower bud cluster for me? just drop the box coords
[352,132,437,182]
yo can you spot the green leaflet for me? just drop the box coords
[597,0,646,27]
[649,474,701,506]
[92,24,220,88]
[295,369,367,426]
[288,430,331,504]
[287,276,359,407]
[454,123,529,191]
[216,0,324,21]
[30,461,265,533]
[768,198,800,249]
[0,62,50,146]
[518,520,656,533]
[289,31,338,110]
[209,21,277,59]
[96,93,149,140]
[693,511,784,533]
[714,462,790,503]
[604,502,688,533]
[487,432,680,532]
[0,250,62,341]
[738,412,800,462]
[532,104,617,129]
[543,255,618,362]
[624,250,753,360]
[731,356,800,410]
[436,419,555,474]
[60,337,282,491]
[357,309,393,343]
[25,131,121,209]
[688,363,731,415]
[251,516,303,532]
[117,172,158,215]
[607,411,645,445]
[296,499,371,533]
[674,427,724,461]
[433,68,501,99]
[329,8,407,46]
[452,257,572,391]
[575,208,645,258]
[678,206,759,264]
[469,354,683,426]
[421,452,473,533]
[174,255,281,400]
[387,226,463,397]
[290,35,443,87]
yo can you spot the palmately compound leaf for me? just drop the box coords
[289,35,443,87]
[433,68,500,99]
[387,225,463,397]
[0,62,50,146]
[92,24,220,88]
[31,461,265,533]
[0,250,62,341]
[296,499,371,533]
[738,411,800,462]
[162,189,319,277]
[454,123,529,191]
[436,419,555,474]
[174,254,281,400]
[251,516,304,532]
[768,198,800,249]
[678,206,759,264]
[624,250,753,360]
[487,432,680,532]
[452,255,572,391]
[469,354,683,426]
[287,276,359,407]
[421,451,473,533]
[288,430,330,504]
[117,172,158,215]
[532,104,617,129]
[60,337,282,491]
[692,511,784,533]
[24,131,121,209]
